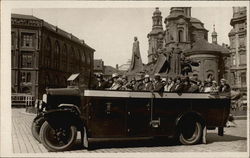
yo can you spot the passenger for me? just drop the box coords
[95,73,109,90]
[109,73,122,90]
[153,73,164,92]
[219,78,231,93]
[188,80,199,93]
[134,75,144,91]
[164,77,174,92]
[161,78,167,85]
[211,80,219,93]
[119,75,130,90]
[197,80,204,92]
[182,77,191,92]
[142,74,153,91]
[126,77,136,90]
[171,77,184,93]
[204,81,212,92]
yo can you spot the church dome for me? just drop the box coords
[153,7,162,16]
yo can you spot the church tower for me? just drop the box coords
[147,7,164,64]
[212,24,218,44]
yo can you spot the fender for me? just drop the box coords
[43,104,84,130]
[175,111,206,127]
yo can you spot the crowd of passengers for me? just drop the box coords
[94,73,230,93]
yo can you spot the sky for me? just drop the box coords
[12,7,233,67]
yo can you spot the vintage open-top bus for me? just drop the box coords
[31,86,230,152]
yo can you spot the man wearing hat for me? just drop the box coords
[211,80,219,93]
[142,74,153,91]
[109,73,122,90]
[95,73,109,90]
[134,74,144,91]
[153,73,164,92]
[219,78,230,93]
[119,75,130,90]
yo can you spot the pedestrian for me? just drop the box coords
[153,73,164,92]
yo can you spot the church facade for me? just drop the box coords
[228,7,247,93]
[145,7,230,82]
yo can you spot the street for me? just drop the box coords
[12,108,247,153]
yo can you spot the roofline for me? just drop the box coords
[12,13,95,52]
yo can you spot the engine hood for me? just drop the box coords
[46,87,82,96]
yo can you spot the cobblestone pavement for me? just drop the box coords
[12,108,247,153]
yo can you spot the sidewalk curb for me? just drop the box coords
[234,115,247,120]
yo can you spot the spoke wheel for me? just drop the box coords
[179,118,202,145]
[40,121,77,152]
[31,116,45,143]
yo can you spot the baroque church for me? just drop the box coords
[128,7,230,82]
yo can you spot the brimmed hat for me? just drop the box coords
[154,73,161,79]
[121,75,127,80]
[96,73,103,78]
[162,78,167,82]
[220,78,226,82]
[112,73,119,78]
[212,80,217,84]
[144,74,150,78]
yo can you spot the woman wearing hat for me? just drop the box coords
[210,80,219,93]
[109,73,122,90]
[219,78,231,93]
[153,73,164,92]
[143,74,153,91]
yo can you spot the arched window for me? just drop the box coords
[61,44,68,71]
[44,38,51,68]
[81,49,85,64]
[45,74,50,88]
[54,41,60,70]
[70,47,75,72]
[178,30,184,42]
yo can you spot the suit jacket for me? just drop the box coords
[153,81,164,92]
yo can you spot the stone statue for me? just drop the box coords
[128,37,144,74]
[170,44,182,75]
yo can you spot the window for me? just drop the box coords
[54,41,60,69]
[20,72,31,83]
[241,72,246,86]
[21,54,33,68]
[178,30,184,42]
[61,44,67,71]
[81,50,85,63]
[70,47,75,72]
[11,32,15,47]
[239,36,245,47]
[232,54,236,66]
[44,38,51,68]
[21,33,35,48]
[239,53,246,65]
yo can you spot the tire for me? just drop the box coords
[179,118,202,145]
[39,121,77,152]
[31,116,45,143]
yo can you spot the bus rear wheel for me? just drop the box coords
[179,118,202,145]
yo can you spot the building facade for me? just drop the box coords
[145,7,230,82]
[228,7,247,93]
[11,14,95,99]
